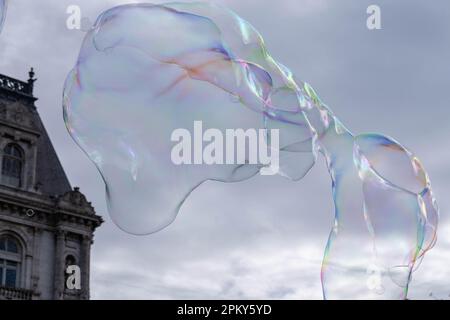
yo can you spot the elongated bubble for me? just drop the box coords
[63,2,439,299]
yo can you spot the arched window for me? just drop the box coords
[0,236,21,288]
[2,144,24,188]
[65,255,76,267]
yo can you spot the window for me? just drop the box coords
[2,144,24,188]
[65,255,76,267]
[0,237,18,253]
[0,260,18,287]
[0,236,21,288]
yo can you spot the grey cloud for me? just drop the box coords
[0,0,449,299]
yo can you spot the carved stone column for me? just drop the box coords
[31,227,42,299]
[81,234,92,300]
[53,229,66,300]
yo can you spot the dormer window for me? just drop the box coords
[2,144,24,188]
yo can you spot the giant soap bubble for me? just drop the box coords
[0,0,6,33]
[63,2,439,299]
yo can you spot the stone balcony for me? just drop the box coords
[0,286,34,300]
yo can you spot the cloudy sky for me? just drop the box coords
[0,0,449,299]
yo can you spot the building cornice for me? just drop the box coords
[0,186,103,233]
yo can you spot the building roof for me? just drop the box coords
[34,114,72,195]
[0,70,72,197]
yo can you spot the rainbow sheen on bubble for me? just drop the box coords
[63,2,439,299]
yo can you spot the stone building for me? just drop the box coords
[0,69,102,300]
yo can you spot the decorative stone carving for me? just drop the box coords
[12,109,24,123]
[0,102,6,118]
[57,187,95,215]
[4,102,37,130]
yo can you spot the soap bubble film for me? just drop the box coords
[0,0,6,33]
[63,2,439,299]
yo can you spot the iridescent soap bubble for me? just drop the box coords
[0,0,7,33]
[63,2,439,299]
[63,3,315,235]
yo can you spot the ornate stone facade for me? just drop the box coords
[0,70,102,300]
